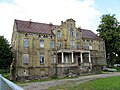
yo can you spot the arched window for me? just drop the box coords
[57,31,62,38]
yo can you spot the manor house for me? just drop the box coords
[11,18,106,80]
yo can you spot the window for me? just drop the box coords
[40,40,44,48]
[70,40,74,48]
[40,53,44,64]
[51,55,56,64]
[76,32,80,40]
[23,54,29,64]
[50,41,54,48]
[70,28,74,37]
[83,43,89,49]
[24,38,28,47]
[77,42,80,49]
[58,42,62,48]
[57,31,62,38]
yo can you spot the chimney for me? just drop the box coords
[78,26,81,29]
[28,19,32,28]
[49,22,53,26]
[61,21,63,25]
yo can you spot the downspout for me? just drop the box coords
[16,32,19,80]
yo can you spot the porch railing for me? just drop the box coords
[0,74,24,90]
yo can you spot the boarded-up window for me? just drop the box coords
[51,55,56,64]
[23,54,29,64]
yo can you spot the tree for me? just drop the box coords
[97,14,120,66]
[0,36,13,71]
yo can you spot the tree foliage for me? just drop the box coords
[0,36,13,71]
[97,14,120,65]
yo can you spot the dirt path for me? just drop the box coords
[21,72,120,90]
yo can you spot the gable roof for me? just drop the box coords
[80,29,102,40]
[15,19,57,34]
[15,19,102,40]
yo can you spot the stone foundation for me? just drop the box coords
[15,65,101,81]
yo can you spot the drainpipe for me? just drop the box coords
[16,32,19,80]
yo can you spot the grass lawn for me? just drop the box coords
[48,76,120,90]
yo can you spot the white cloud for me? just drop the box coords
[0,0,100,42]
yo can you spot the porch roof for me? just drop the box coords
[57,49,90,53]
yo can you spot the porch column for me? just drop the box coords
[62,52,64,63]
[80,52,83,63]
[89,53,91,63]
[72,52,74,63]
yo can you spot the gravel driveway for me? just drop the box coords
[21,72,120,90]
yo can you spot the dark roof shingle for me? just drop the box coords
[15,19,102,40]
[81,29,102,40]
[15,19,57,34]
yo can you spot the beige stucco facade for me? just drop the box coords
[11,19,106,81]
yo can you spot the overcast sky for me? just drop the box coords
[0,0,120,42]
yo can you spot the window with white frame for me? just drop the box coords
[57,31,62,38]
[70,40,74,48]
[40,53,44,64]
[24,38,28,47]
[40,40,44,48]
[23,54,29,64]
[58,42,62,48]
[50,41,54,48]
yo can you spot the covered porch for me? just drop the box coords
[57,49,92,66]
